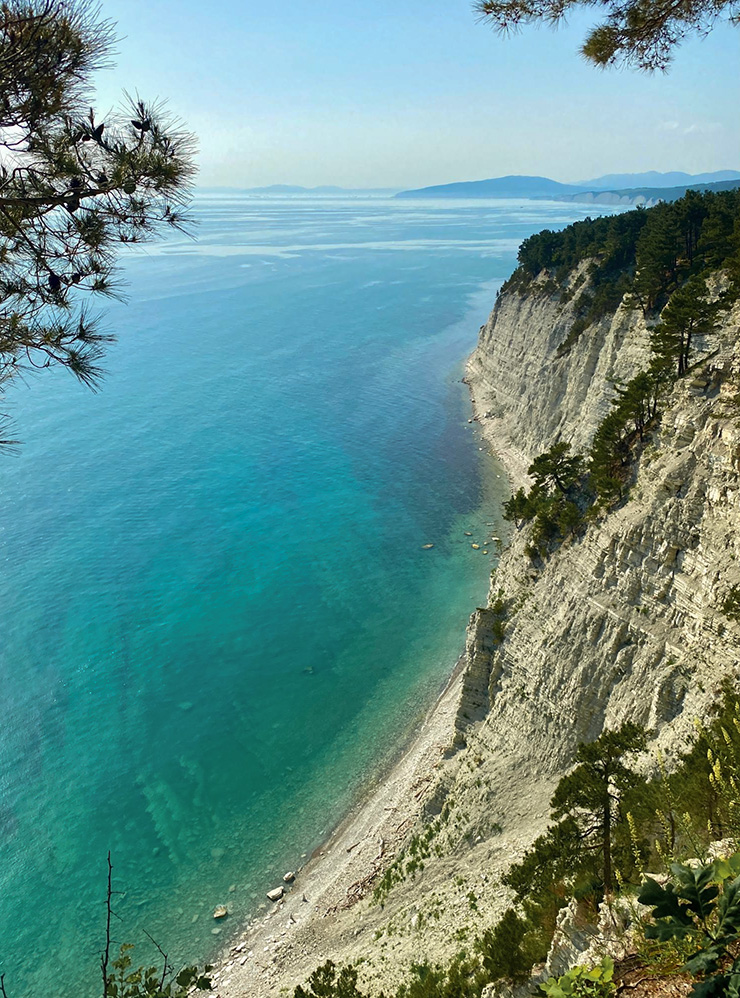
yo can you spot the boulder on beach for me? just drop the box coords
[267,886,284,901]
[283,871,296,883]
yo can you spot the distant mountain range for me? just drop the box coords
[576,170,740,190]
[395,175,582,199]
[395,171,740,201]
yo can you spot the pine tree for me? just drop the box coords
[474,0,739,70]
[0,0,196,438]
[502,486,534,529]
[632,205,682,311]
[674,189,709,265]
[613,368,669,441]
[697,194,739,271]
[588,410,631,503]
[550,723,648,893]
[651,276,719,377]
[528,441,585,495]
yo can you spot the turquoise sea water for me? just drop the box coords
[0,194,614,992]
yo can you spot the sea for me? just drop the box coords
[0,192,616,993]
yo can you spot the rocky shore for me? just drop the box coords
[213,654,478,997]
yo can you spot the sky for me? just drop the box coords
[93,0,740,189]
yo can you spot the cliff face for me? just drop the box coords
[368,278,740,978]
[218,277,740,998]
[466,269,652,471]
[462,281,740,767]
[359,278,740,984]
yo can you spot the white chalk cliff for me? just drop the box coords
[218,272,740,996]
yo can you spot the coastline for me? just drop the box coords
[463,358,531,492]
[213,362,512,996]
[214,652,470,996]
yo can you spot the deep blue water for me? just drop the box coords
[0,194,614,992]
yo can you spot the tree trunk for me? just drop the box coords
[603,796,612,894]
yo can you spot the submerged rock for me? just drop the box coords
[214,905,228,919]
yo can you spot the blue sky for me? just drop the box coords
[94,0,740,188]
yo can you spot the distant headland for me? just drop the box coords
[395,170,740,205]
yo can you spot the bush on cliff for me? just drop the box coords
[502,442,590,557]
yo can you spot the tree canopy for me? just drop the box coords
[0,0,196,441]
[474,0,739,71]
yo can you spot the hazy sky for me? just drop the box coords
[94,0,740,188]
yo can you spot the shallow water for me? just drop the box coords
[0,194,616,992]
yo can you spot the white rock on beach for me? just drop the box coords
[266,887,284,902]
[283,871,296,883]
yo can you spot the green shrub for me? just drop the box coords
[540,957,616,998]
[722,586,740,623]
[294,961,366,998]
[476,908,544,983]
[638,853,740,996]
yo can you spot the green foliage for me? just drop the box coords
[294,961,366,998]
[539,957,616,998]
[529,442,586,495]
[475,0,738,70]
[296,688,740,998]
[660,683,740,847]
[651,276,720,377]
[476,908,545,983]
[721,586,740,623]
[639,854,740,996]
[394,956,481,998]
[550,722,649,893]
[502,719,648,986]
[500,191,740,525]
[293,956,483,998]
[501,189,740,332]
[0,0,196,439]
[502,442,589,557]
[372,818,446,903]
[105,944,212,998]
[587,366,671,506]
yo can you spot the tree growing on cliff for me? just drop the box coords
[474,0,739,70]
[529,441,585,496]
[651,276,720,377]
[0,0,196,440]
[550,722,648,894]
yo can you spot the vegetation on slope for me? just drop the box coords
[500,188,740,356]
[498,188,740,560]
[293,687,740,998]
